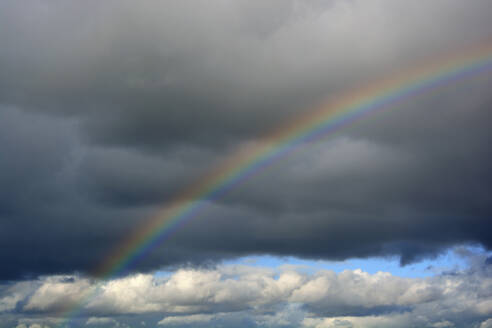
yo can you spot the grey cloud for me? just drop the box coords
[77,145,220,207]
[1,0,491,148]
[0,0,491,279]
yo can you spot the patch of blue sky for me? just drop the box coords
[154,245,489,279]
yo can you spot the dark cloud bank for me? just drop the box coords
[0,0,491,282]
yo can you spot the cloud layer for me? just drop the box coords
[1,250,491,327]
[0,0,491,281]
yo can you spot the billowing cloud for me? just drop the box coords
[158,314,215,326]
[86,317,119,326]
[1,250,491,327]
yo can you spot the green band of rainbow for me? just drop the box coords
[58,42,492,326]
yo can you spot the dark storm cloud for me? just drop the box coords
[0,0,492,279]
[2,0,490,149]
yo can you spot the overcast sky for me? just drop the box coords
[0,1,491,327]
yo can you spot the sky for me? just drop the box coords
[0,1,491,327]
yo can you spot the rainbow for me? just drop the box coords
[59,42,492,326]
